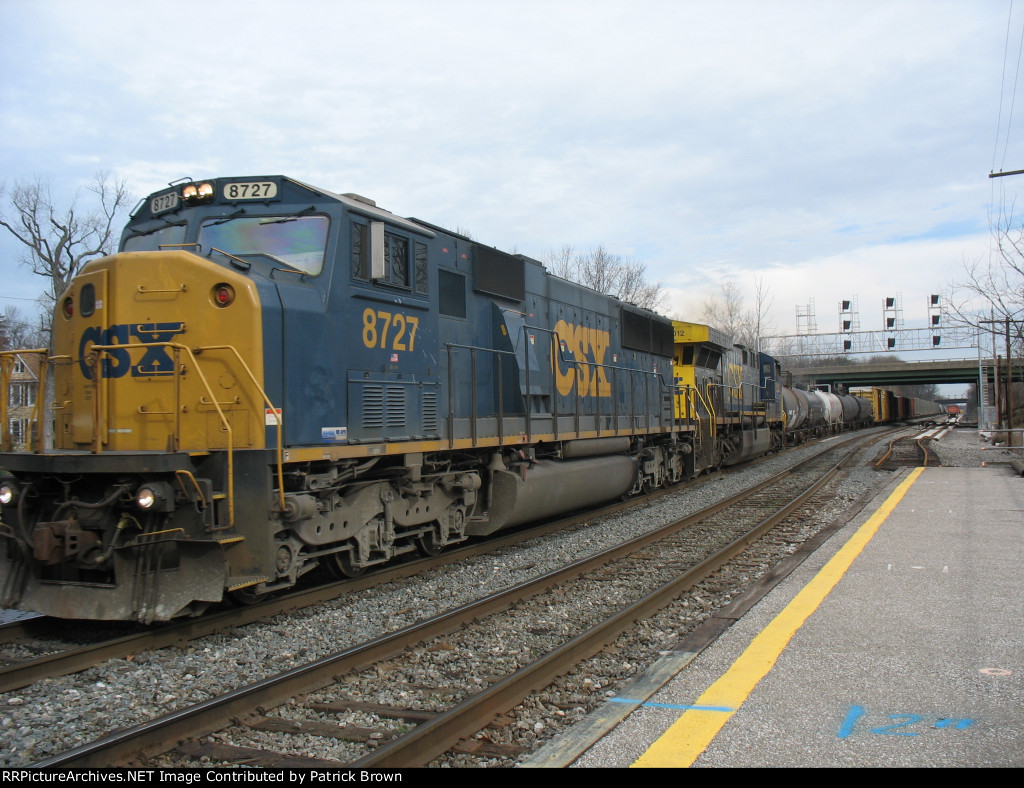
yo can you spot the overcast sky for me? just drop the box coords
[1,0,1020,346]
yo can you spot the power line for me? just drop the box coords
[994,0,1016,171]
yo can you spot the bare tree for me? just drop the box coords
[1,172,131,450]
[699,280,773,347]
[0,172,132,313]
[700,278,777,352]
[0,305,47,350]
[893,382,941,401]
[546,244,666,312]
[546,243,578,280]
[700,281,746,341]
[948,204,1024,353]
[749,276,774,352]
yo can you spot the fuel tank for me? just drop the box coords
[472,455,638,536]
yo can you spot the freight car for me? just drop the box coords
[0,176,938,622]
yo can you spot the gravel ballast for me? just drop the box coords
[0,425,1014,766]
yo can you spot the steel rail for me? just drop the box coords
[351,437,864,767]
[0,485,686,693]
[874,425,936,469]
[1,427,890,692]
[30,433,874,768]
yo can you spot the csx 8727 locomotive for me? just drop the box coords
[0,176,934,622]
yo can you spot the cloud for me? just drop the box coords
[0,0,1010,339]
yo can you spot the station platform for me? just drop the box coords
[526,461,1024,768]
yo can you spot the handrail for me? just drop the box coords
[444,330,674,448]
[679,381,716,445]
[698,383,716,442]
[192,343,286,515]
[84,342,285,528]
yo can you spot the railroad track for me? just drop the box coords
[30,429,894,768]
[0,488,683,694]
[874,426,940,470]
[0,425,873,695]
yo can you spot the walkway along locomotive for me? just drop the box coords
[0,176,936,622]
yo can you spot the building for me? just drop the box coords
[6,352,40,450]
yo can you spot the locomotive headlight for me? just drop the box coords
[0,482,19,506]
[181,182,215,205]
[136,487,158,509]
[135,482,175,512]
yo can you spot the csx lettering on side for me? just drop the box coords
[78,323,186,379]
[553,320,611,398]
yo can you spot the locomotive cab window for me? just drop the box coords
[198,215,329,275]
[382,234,409,288]
[122,223,187,253]
[352,221,428,294]
[80,283,96,317]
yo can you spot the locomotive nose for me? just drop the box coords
[54,250,266,454]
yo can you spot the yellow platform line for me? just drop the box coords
[632,466,926,768]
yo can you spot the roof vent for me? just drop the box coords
[343,193,377,207]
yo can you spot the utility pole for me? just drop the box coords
[1008,317,1015,440]
[985,169,1022,438]
[981,318,1020,444]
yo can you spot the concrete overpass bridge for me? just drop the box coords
[784,358,1019,388]
[782,360,991,386]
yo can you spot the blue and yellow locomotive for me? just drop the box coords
[0,175,939,622]
[0,177,705,621]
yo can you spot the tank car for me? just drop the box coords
[813,390,844,433]
[0,176,701,622]
[781,386,810,435]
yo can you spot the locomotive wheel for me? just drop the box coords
[416,529,444,557]
[229,586,263,606]
[329,549,366,578]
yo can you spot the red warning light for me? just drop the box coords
[213,284,235,307]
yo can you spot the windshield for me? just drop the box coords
[199,215,329,275]
[122,224,187,252]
